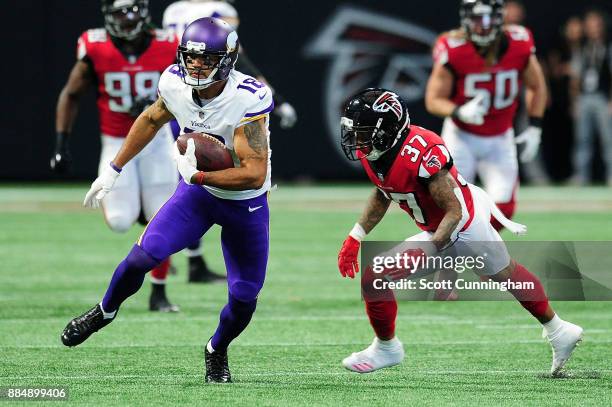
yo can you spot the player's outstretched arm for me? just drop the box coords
[425,64,458,118]
[338,188,391,279]
[515,55,547,162]
[112,97,175,168]
[52,60,93,173]
[188,118,268,190]
[358,188,392,234]
[427,170,464,251]
[83,97,175,208]
[523,55,547,120]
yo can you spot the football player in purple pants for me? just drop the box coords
[60,17,274,383]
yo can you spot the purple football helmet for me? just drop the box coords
[177,17,240,89]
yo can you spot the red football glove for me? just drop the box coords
[338,236,361,279]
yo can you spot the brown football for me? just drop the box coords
[176,133,234,171]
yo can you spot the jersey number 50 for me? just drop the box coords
[104,72,160,113]
[464,69,518,112]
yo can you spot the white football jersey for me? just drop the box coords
[162,0,239,38]
[158,65,274,200]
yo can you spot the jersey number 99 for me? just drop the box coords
[104,71,160,113]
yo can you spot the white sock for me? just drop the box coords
[150,277,166,285]
[185,248,201,258]
[375,336,401,350]
[206,340,215,353]
[99,302,116,320]
[543,314,563,336]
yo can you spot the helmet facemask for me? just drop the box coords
[177,31,239,90]
[341,114,409,162]
[103,0,149,41]
[461,1,504,47]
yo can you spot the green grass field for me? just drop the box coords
[1,184,611,406]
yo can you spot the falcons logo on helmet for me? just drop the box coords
[373,92,403,120]
[305,6,436,165]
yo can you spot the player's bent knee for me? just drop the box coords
[105,215,134,233]
[125,244,159,272]
[490,260,515,282]
[139,232,172,263]
[229,281,262,303]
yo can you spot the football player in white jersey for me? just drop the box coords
[162,0,298,129]
[62,17,273,384]
[161,0,295,283]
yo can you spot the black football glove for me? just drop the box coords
[50,132,72,174]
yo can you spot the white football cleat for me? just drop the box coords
[545,320,583,376]
[342,337,405,373]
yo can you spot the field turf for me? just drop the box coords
[1,184,611,406]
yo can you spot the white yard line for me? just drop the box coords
[0,370,609,381]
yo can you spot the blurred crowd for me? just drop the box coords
[505,1,612,185]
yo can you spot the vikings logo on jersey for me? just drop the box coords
[372,92,404,121]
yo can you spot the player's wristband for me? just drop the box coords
[193,171,206,185]
[528,117,543,129]
[349,223,367,242]
[109,162,122,174]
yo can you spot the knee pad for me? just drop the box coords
[139,232,171,263]
[228,280,262,303]
[125,244,159,273]
[105,215,133,233]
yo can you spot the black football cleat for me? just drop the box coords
[188,255,226,284]
[149,289,180,313]
[205,344,232,383]
[61,304,114,347]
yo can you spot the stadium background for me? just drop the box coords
[3,0,612,181]
[2,2,612,404]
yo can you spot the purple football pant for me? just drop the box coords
[102,181,269,350]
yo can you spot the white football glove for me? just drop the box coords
[454,93,488,126]
[83,163,121,208]
[275,102,297,129]
[173,138,199,184]
[515,126,542,163]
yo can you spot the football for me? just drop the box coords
[176,133,234,172]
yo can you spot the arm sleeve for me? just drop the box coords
[236,86,275,127]
[76,32,88,61]
[417,144,453,180]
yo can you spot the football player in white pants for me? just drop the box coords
[337,88,583,377]
[426,0,547,230]
[52,0,179,311]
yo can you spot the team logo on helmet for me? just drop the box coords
[305,6,437,167]
[373,92,404,120]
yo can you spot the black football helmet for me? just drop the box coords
[341,88,411,161]
[102,0,150,40]
[460,0,505,47]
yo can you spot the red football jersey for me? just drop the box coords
[433,25,536,136]
[77,28,178,137]
[360,126,475,233]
